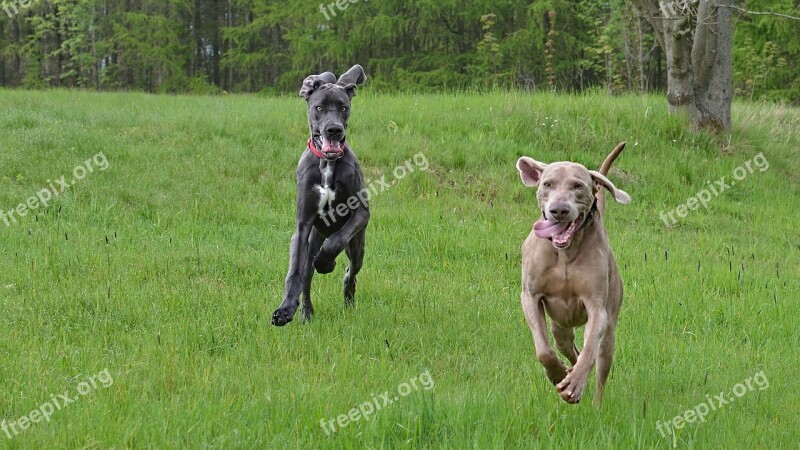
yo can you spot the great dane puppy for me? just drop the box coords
[271,65,368,327]
[516,143,630,404]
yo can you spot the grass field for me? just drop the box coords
[0,89,798,449]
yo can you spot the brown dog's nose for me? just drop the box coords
[548,203,571,221]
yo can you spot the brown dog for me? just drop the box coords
[516,143,630,404]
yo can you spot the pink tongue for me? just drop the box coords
[322,141,341,154]
[534,219,570,239]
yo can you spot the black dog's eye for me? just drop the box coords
[316,106,323,112]
[341,106,348,112]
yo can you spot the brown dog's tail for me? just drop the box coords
[597,142,626,214]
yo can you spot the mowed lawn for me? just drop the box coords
[0,89,798,449]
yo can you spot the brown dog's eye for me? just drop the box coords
[543,182,551,188]
[573,183,583,190]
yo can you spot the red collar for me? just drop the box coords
[307,138,346,160]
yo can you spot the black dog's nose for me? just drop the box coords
[326,125,344,136]
[549,203,571,221]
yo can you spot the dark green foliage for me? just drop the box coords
[732,0,800,103]
[0,0,797,102]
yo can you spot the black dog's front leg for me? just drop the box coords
[313,207,370,274]
[272,222,313,326]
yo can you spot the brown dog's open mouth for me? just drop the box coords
[533,212,585,249]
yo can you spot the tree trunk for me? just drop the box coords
[630,0,734,132]
[691,0,733,132]
[659,1,694,115]
[636,15,646,92]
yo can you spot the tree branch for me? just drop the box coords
[720,5,800,21]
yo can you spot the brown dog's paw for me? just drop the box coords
[556,371,588,404]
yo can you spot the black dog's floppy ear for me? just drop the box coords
[299,71,337,100]
[336,64,367,98]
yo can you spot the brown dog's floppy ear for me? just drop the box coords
[589,170,631,204]
[299,72,337,100]
[336,64,367,98]
[516,157,547,187]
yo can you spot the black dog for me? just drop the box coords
[271,65,369,326]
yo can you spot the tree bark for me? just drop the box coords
[691,0,733,132]
[660,1,694,115]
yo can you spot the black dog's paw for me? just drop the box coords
[271,308,295,327]
[344,282,356,306]
[313,255,336,274]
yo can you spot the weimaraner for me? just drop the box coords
[516,143,630,404]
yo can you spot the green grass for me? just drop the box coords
[0,89,798,449]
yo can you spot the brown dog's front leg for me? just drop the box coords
[521,292,568,385]
[556,301,608,403]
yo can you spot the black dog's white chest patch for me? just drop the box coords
[317,162,336,215]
